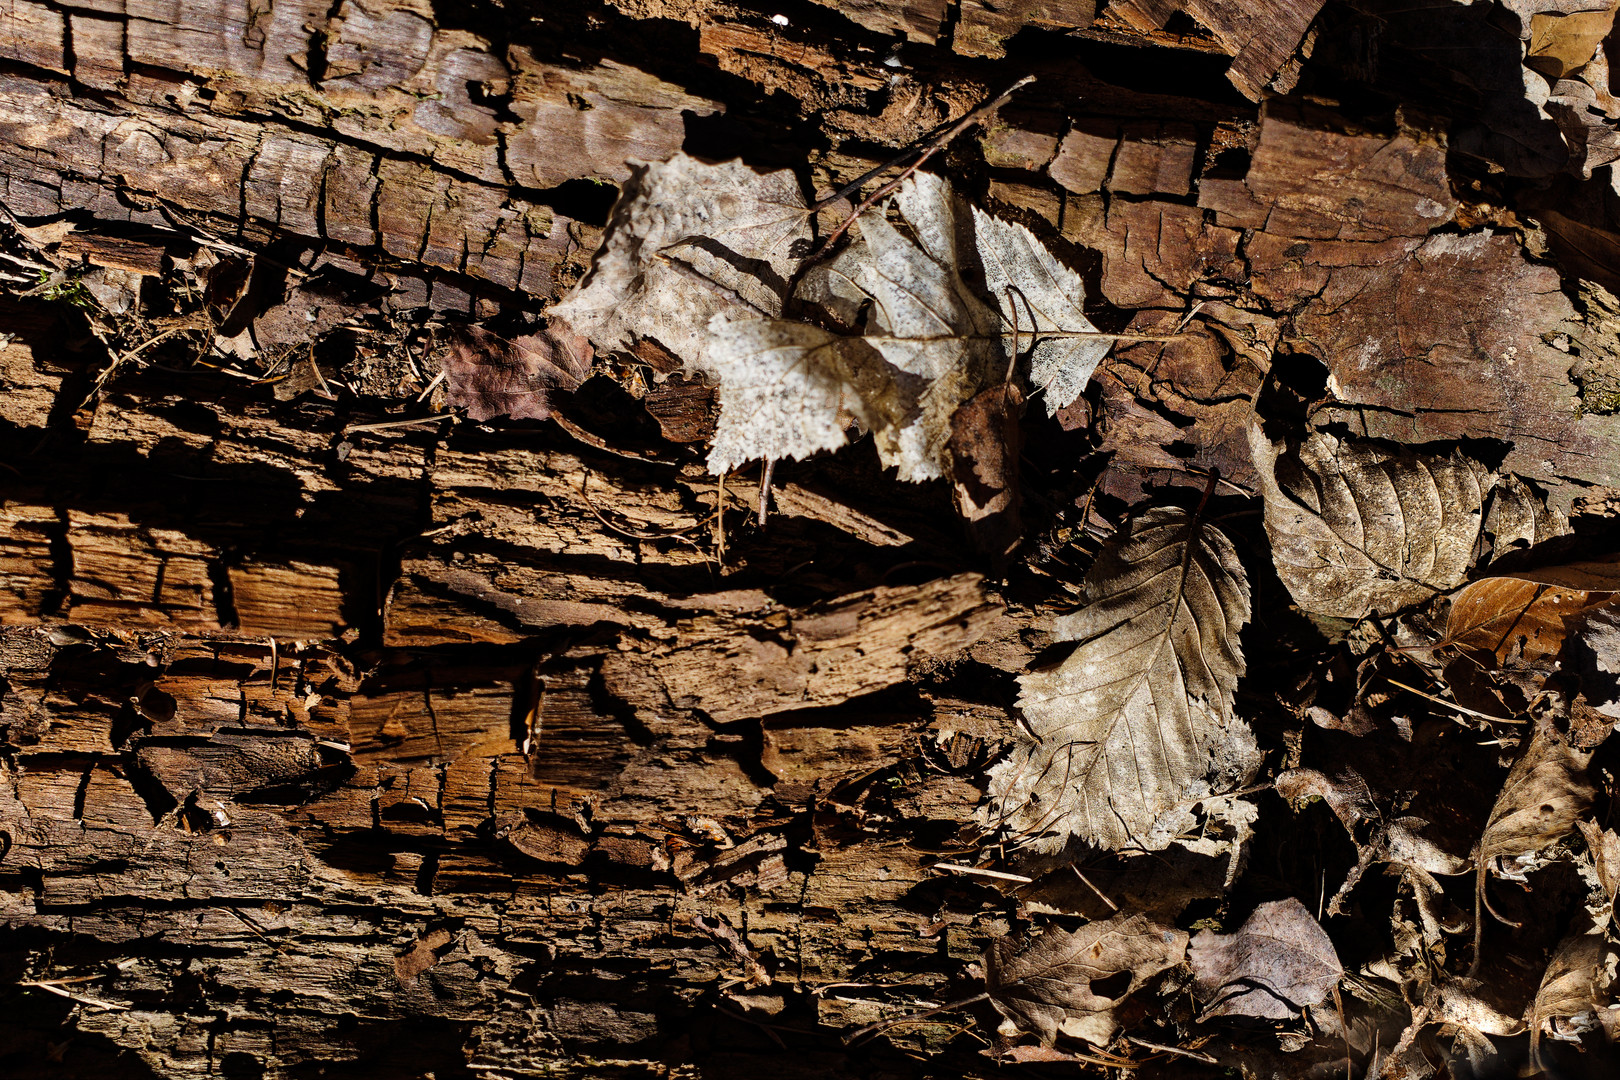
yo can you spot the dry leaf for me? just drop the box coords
[555,158,1112,480]
[1502,553,1620,591]
[1188,898,1343,1021]
[550,152,812,371]
[1440,577,1612,669]
[1475,721,1596,970]
[441,322,592,422]
[982,913,1188,1045]
[1527,7,1619,80]
[986,506,1258,853]
[1250,426,1495,620]
[1567,604,1620,719]
[1478,722,1595,874]
[395,927,454,984]
[708,172,1109,479]
[949,381,1024,564]
[1577,818,1620,904]
[1529,918,1610,1068]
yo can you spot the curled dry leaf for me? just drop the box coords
[1188,897,1343,1021]
[440,321,592,422]
[982,913,1188,1045]
[1529,917,1611,1069]
[1474,721,1596,970]
[948,381,1024,564]
[986,506,1258,853]
[1568,603,1620,719]
[1250,426,1495,620]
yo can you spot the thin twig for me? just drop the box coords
[1126,1037,1215,1064]
[343,413,453,435]
[931,862,1033,883]
[809,76,1036,260]
[1384,678,1523,725]
[758,458,776,527]
[579,472,705,542]
[18,980,128,1012]
[842,992,992,1045]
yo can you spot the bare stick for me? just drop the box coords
[931,862,1033,883]
[809,76,1036,261]
[343,413,453,435]
[810,76,1036,215]
[758,458,776,527]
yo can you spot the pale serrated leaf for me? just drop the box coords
[970,207,1111,415]
[704,172,1111,480]
[1250,426,1496,620]
[550,153,812,368]
[986,506,1258,853]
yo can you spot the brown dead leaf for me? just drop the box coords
[1250,426,1495,620]
[1577,819,1620,904]
[986,506,1258,853]
[1188,898,1343,1021]
[982,913,1188,1045]
[1503,554,1620,591]
[1527,7,1619,80]
[1568,603,1620,720]
[1530,918,1611,1069]
[949,381,1024,565]
[1440,578,1612,669]
[440,321,591,422]
[1474,720,1595,970]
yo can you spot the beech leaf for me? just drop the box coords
[982,914,1188,1045]
[1188,898,1343,1021]
[986,506,1258,853]
[1250,426,1495,620]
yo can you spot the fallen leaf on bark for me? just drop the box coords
[1250,426,1495,620]
[986,505,1258,853]
[1189,897,1343,1021]
[1567,603,1620,719]
[550,152,813,371]
[982,913,1188,1044]
[707,171,1110,478]
[440,322,592,421]
[948,381,1024,564]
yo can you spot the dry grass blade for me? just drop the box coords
[986,504,1257,852]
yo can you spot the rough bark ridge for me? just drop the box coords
[3,1,1620,1078]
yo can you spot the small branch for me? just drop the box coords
[342,413,453,435]
[18,979,128,1012]
[809,76,1036,261]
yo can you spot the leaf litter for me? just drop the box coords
[541,123,1620,1076]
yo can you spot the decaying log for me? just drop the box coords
[5,1,1620,1078]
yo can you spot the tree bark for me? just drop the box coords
[4,2,1620,1079]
